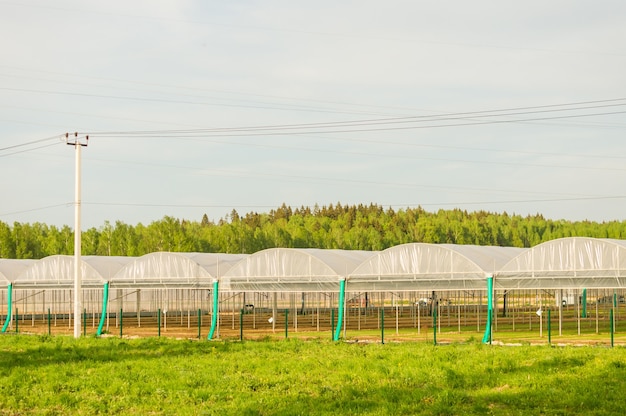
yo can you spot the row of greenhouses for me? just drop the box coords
[1,237,626,340]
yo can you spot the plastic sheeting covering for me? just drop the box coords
[348,243,524,291]
[4,237,626,292]
[496,237,626,289]
[222,248,375,292]
[110,252,246,288]
[11,255,108,289]
[0,259,37,284]
[83,256,135,280]
[180,253,249,280]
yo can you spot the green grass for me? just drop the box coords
[1,335,625,415]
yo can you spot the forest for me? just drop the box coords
[1,203,625,259]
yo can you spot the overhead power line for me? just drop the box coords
[0,86,388,117]
[0,142,60,158]
[417,195,626,207]
[4,193,626,222]
[80,98,626,137]
[83,110,626,139]
[80,194,626,210]
[0,65,431,117]
[0,203,71,217]
[0,134,63,152]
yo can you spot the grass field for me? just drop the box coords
[1,334,625,415]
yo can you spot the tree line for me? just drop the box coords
[1,203,625,259]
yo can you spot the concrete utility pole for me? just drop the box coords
[66,132,88,338]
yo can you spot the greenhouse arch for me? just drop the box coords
[347,243,523,291]
[495,237,626,289]
[222,248,374,292]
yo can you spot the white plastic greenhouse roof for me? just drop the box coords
[11,255,113,289]
[84,256,135,280]
[110,252,248,288]
[496,237,626,289]
[2,238,626,291]
[348,243,524,291]
[0,259,36,285]
[222,248,375,292]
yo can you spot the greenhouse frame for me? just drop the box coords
[1,237,626,341]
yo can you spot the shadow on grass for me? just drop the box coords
[234,355,626,416]
[0,333,232,372]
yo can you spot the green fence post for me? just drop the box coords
[331,309,335,339]
[285,309,289,339]
[197,309,201,339]
[547,309,551,345]
[158,308,161,337]
[83,308,87,337]
[581,289,587,318]
[48,308,51,336]
[433,303,437,346]
[381,307,385,345]
[240,309,244,341]
[15,308,18,334]
[119,308,123,338]
[611,308,614,348]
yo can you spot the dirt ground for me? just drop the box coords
[5,309,625,347]
[7,318,625,347]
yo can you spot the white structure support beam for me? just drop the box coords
[67,133,88,338]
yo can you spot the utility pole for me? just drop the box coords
[66,132,88,338]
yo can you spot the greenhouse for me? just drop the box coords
[1,237,625,342]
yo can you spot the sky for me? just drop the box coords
[1,1,625,230]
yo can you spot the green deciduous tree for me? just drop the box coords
[2,204,626,259]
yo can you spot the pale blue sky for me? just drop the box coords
[1,1,625,229]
